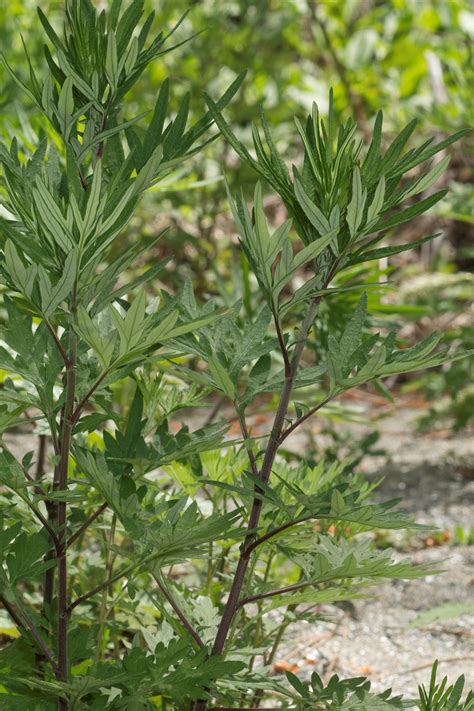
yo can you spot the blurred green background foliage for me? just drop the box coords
[1,0,473,429]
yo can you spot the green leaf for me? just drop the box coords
[366,176,385,226]
[363,110,383,181]
[58,76,74,119]
[410,602,473,629]
[352,345,387,382]
[122,290,146,347]
[292,229,337,270]
[346,167,367,239]
[398,128,469,174]
[374,189,448,233]
[0,449,27,492]
[266,586,360,612]
[204,92,258,172]
[3,241,37,299]
[75,305,116,367]
[133,145,163,194]
[144,78,169,151]
[294,178,331,235]
[105,30,119,89]
[32,177,74,253]
[403,155,450,200]
[208,356,236,400]
[41,250,77,317]
[6,531,53,584]
[383,118,418,172]
[37,7,66,52]
[81,162,103,242]
[145,308,180,343]
[379,348,474,377]
[349,233,441,266]
[165,310,228,340]
[339,293,367,367]
[77,113,148,161]
[0,54,40,107]
[116,0,144,54]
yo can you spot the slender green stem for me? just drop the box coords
[206,541,214,593]
[235,408,259,477]
[95,514,117,663]
[266,621,287,667]
[252,570,303,709]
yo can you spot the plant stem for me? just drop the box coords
[152,572,204,649]
[68,562,132,614]
[67,502,108,548]
[238,579,316,608]
[278,394,332,444]
[204,396,225,426]
[0,595,23,629]
[245,515,312,556]
[45,321,71,367]
[68,549,165,614]
[192,299,321,711]
[70,369,110,426]
[266,619,287,668]
[0,595,58,674]
[206,541,214,592]
[272,309,290,377]
[35,433,47,480]
[55,292,78,710]
[235,408,259,477]
[95,514,117,662]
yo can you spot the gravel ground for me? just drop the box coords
[279,406,474,696]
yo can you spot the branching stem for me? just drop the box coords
[152,572,205,649]
[193,298,322,711]
[67,502,108,548]
[70,369,110,426]
[278,394,332,444]
[237,579,316,608]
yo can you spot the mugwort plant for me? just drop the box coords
[0,2,471,709]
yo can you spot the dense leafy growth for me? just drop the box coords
[0,2,471,710]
